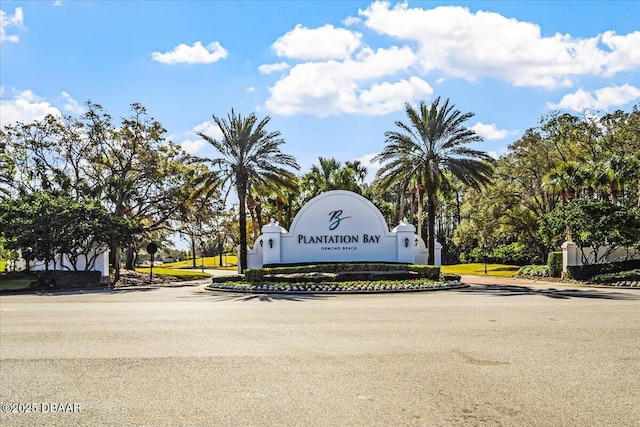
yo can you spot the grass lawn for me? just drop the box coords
[135,267,211,279]
[0,272,35,290]
[160,255,237,270]
[441,263,519,277]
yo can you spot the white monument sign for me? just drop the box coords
[246,190,438,269]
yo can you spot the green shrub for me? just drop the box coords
[517,265,551,277]
[566,259,640,281]
[547,251,563,278]
[245,263,440,283]
[211,275,245,284]
[590,269,640,283]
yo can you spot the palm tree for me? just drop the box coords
[375,97,494,265]
[542,161,589,204]
[246,174,300,240]
[375,152,415,223]
[300,157,368,202]
[197,110,299,272]
[262,180,300,230]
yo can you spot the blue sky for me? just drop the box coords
[2,0,639,181]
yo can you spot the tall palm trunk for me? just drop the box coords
[246,194,259,241]
[426,191,437,265]
[277,199,284,224]
[237,181,248,273]
[255,198,263,233]
[398,191,406,223]
[410,187,417,222]
[416,183,425,239]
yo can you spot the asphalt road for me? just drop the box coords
[1,281,639,426]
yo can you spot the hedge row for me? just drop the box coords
[245,263,440,283]
[591,269,640,283]
[566,259,640,281]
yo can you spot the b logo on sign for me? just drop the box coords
[328,210,350,230]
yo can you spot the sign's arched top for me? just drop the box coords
[288,190,391,238]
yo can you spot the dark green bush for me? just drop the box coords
[517,265,551,277]
[547,251,563,278]
[591,269,640,283]
[245,263,440,283]
[29,271,103,290]
[211,275,245,284]
[566,259,640,281]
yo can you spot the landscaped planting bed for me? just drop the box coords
[207,279,466,294]
[208,262,465,294]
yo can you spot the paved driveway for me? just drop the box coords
[1,281,639,426]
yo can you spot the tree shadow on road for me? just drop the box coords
[25,287,162,297]
[195,290,335,302]
[456,284,640,300]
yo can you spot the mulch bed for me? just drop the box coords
[112,270,208,288]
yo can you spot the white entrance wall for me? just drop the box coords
[562,241,640,272]
[13,248,110,278]
[246,190,438,269]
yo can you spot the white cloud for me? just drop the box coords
[359,77,432,115]
[272,24,362,60]
[54,1,63,6]
[601,31,640,76]
[264,46,420,116]
[61,91,84,114]
[258,62,290,74]
[174,120,224,154]
[180,138,207,154]
[471,122,510,140]
[263,2,640,117]
[358,1,637,88]
[193,120,223,139]
[0,89,62,127]
[1,7,26,43]
[246,86,256,93]
[343,16,361,26]
[151,41,228,65]
[547,84,640,111]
